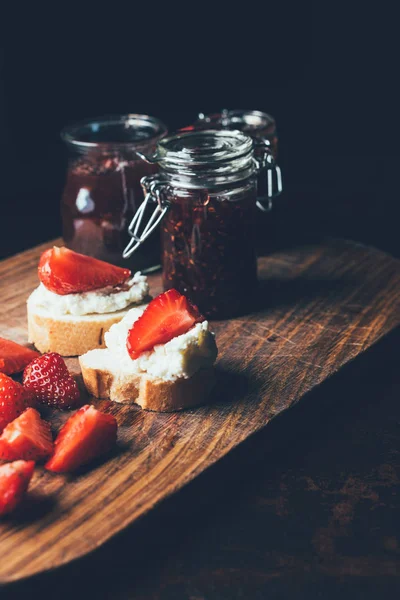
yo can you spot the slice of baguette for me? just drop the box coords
[27,305,136,357]
[79,350,215,412]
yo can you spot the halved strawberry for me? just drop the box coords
[0,408,53,462]
[0,373,33,433]
[126,289,204,359]
[0,337,40,375]
[0,460,35,516]
[23,352,81,410]
[38,246,131,295]
[45,405,117,473]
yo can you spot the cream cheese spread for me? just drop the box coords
[86,306,218,382]
[27,272,149,316]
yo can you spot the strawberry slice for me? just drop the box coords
[38,246,131,295]
[0,373,33,433]
[45,405,117,473]
[0,460,35,516]
[23,352,81,410]
[126,289,204,359]
[0,408,53,462]
[0,337,40,375]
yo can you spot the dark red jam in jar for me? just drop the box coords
[61,114,168,270]
[181,109,282,254]
[123,130,271,318]
[162,183,257,318]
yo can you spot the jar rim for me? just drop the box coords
[61,113,168,150]
[198,109,276,130]
[157,129,254,168]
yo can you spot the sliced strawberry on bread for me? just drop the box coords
[45,405,117,473]
[0,373,33,433]
[23,352,81,409]
[126,288,204,359]
[0,460,35,516]
[0,408,53,461]
[0,337,39,375]
[38,246,131,295]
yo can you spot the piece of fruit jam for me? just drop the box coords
[161,182,258,319]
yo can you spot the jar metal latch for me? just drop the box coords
[122,175,169,259]
[253,140,283,212]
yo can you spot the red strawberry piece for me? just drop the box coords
[0,408,53,462]
[126,288,204,359]
[0,460,35,516]
[0,337,40,375]
[45,405,117,473]
[23,352,81,410]
[0,373,33,433]
[38,246,131,295]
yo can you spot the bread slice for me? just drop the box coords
[27,305,136,357]
[79,350,215,412]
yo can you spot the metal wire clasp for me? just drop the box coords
[253,140,283,213]
[123,176,169,259]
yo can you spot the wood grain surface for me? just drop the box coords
[0,238,399,583]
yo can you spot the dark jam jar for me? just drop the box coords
[123,130,279,318]
[61,114,168,270]
[182,109,282,255]
[185,109,279,159]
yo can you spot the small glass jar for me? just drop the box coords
[185,109,279,159]
[123,130,279,318]
[182,109,282,254]
[60,114,168,270]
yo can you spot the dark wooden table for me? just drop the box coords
[2,318,399,598]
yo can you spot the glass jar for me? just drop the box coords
[123,130,279,318]
[60,114,168,270]
[182,109,282,254]
[184,109,279,159]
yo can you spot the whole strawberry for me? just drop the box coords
[23,353,81,410]
[0,373,33,432]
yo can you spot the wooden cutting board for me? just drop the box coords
[0,238,399,583]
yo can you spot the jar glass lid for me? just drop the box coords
[139,129,257,189]
[156,129,253,168]
[61,114,168,150]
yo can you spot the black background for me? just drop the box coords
[1,5,400,599]
[1,4,398,261]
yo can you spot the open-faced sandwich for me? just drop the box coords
[27,246,150,356]
[79,289,218,412]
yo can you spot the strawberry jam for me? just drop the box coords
[124,130,262,318]
[61,115,167,270]
[161,184,257,318]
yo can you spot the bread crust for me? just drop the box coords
[137,369,215,411]
[79,356,215,412]
[27,306,133,357]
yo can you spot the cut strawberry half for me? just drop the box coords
[0,460,35,516]
[0,337,40,376]
[0,408,53,462]
[126,289,204,359]
[38,246,131,295]
[45,405,118,473]
[0,373,33,433]
[23,352,81,410]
